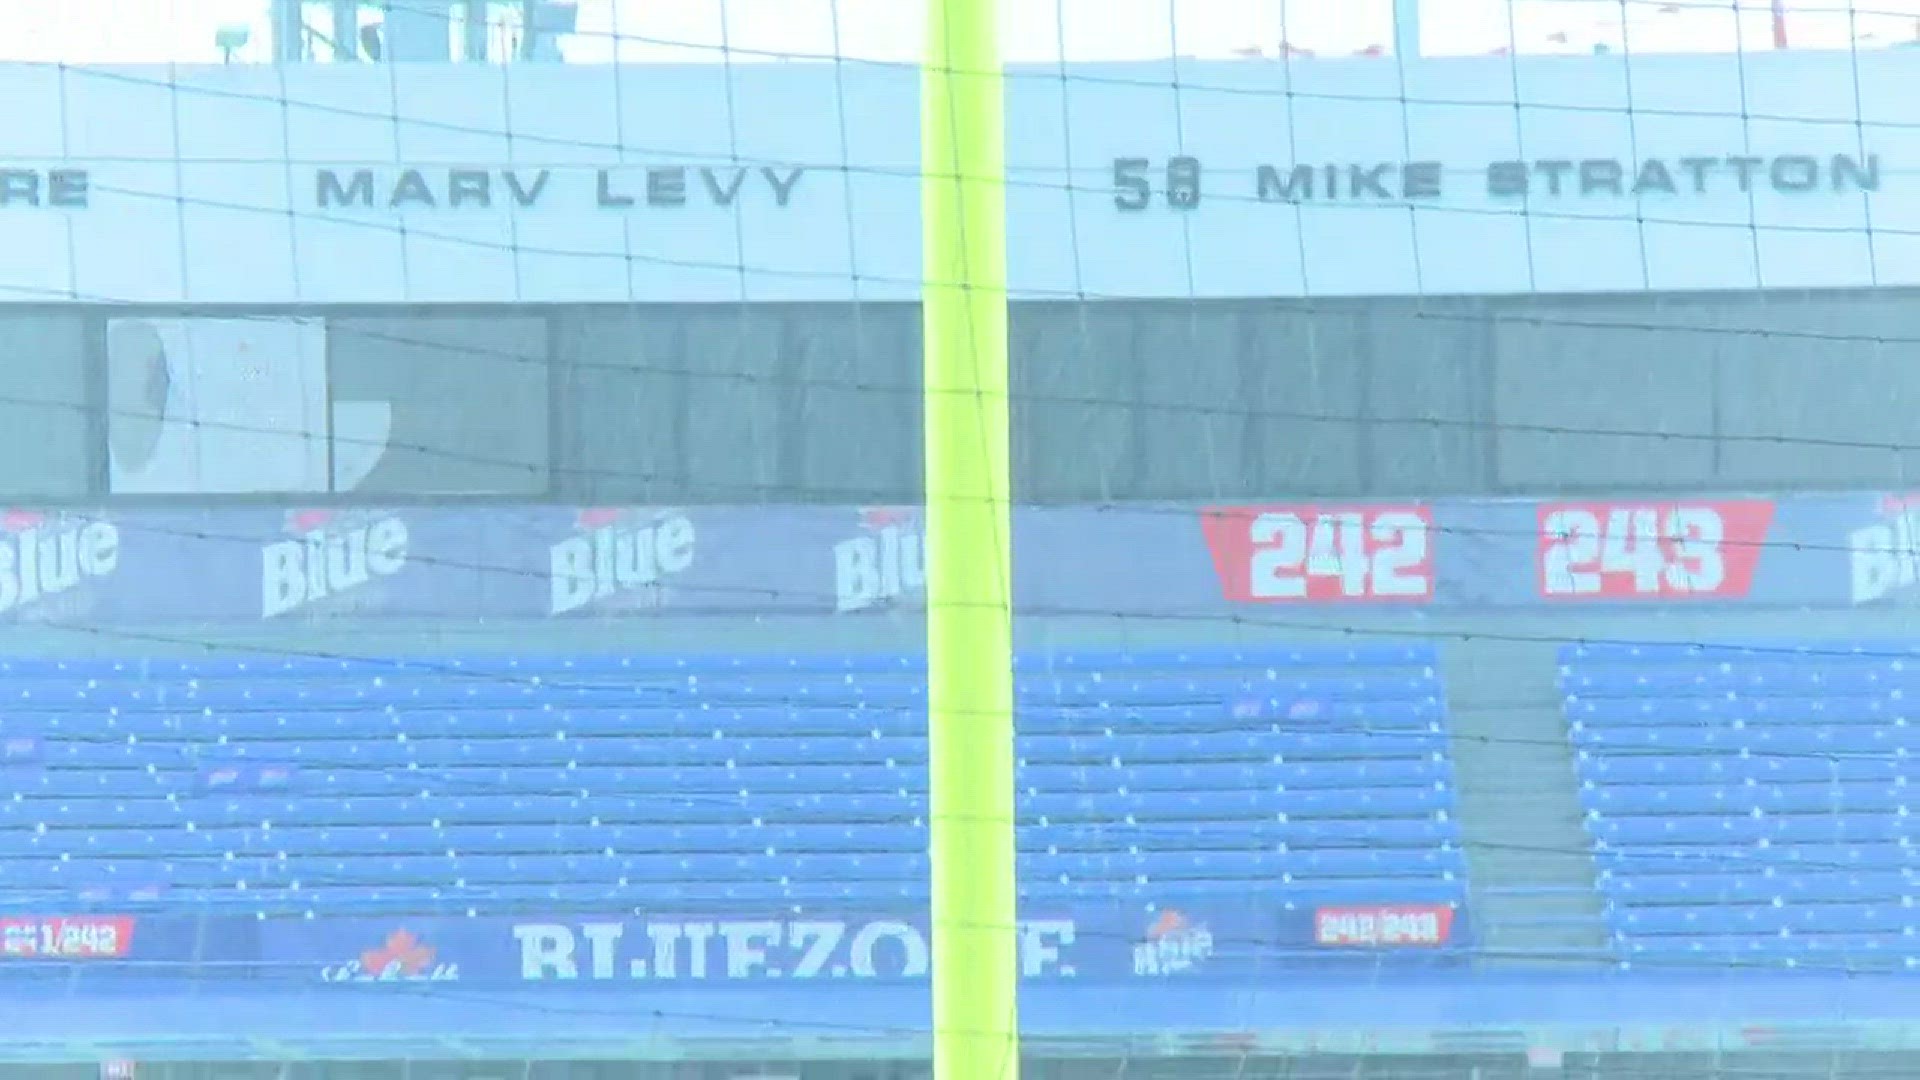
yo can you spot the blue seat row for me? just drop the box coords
[3,761,1453,798]
[1574,724,1920,751]
[3,702,1445,738]
[1595,844,1920,874]
[1583,781,1920,815]
[1566,669,1920,694]
[1618,935,1920,965]
[0,644,1441,680]
[1563,643,1920,665]
[1592,813,1914,845]
[0,877,1471,915]
[22,731,1446,769]
[0,675,1442,711]
[1578,754,1920,785]
[1569,697,1920,724]
[1618,903,1920,935]
[0,790,1455,831]
[0,847,1467,890]
[1601,869,1920,904]
[0,815,1461,859]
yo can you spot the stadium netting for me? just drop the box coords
[3,2,1920,1079]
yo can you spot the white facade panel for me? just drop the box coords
[0,52,1909,304]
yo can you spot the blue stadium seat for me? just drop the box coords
[0,646,1465,917]
[1564,641,1920,969]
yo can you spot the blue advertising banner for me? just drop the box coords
[0,491,1911,622]
[0,900,1465,989]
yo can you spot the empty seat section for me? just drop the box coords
[0,645,1463,914]
[1562,641,1920,969]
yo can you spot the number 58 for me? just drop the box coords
[1113,157,1202,210]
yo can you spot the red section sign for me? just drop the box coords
[1535,500,1776,601]
[0,915,134,959]
[1201,504,1434,603]
[1314,904,1455,948]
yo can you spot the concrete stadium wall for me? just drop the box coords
[5,289,1917,505]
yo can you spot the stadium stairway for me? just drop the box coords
[1443,637,1609,966]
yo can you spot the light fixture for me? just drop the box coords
[214,24,251,63]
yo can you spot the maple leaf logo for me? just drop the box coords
[284,509,335,534]
[0,509,45,533]
[360,929,433,976]
[1147,910,1190,939]
[859,506,917,531]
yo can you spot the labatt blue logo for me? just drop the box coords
[1131,909,1214,976]
[834,507,923,613]
[548,507,695,615]
[0,509,118,618]
[261,509,408,618]
[321,929,459,984]
[1850,493,1920,605]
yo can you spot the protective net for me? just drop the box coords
[0,2,1917,1080]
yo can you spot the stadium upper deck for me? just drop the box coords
[0,50,1912,505]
